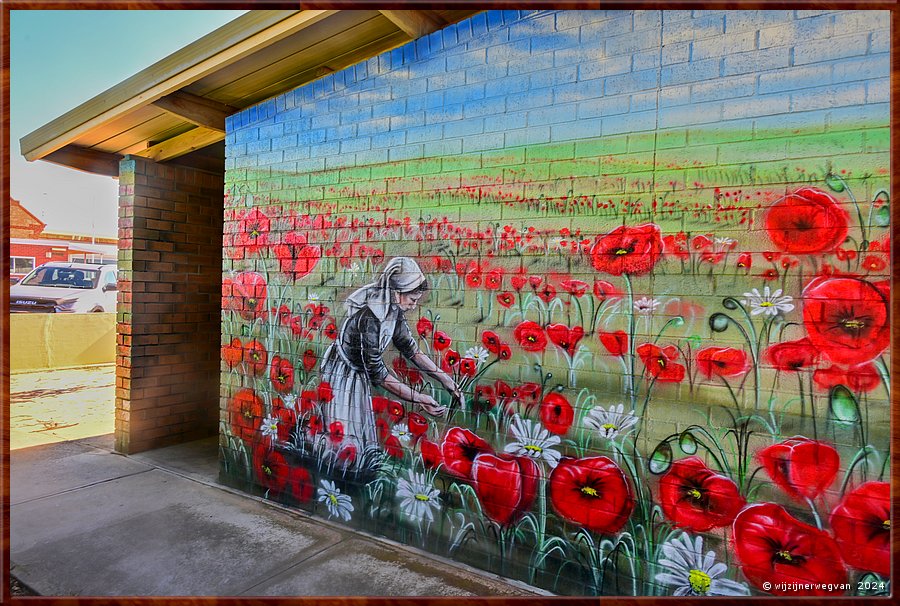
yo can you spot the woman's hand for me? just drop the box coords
[418,394,446,417]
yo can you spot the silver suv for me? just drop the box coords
[10,262,118,313]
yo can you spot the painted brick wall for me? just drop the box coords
[220,10,891,596]
[116,156,224,454]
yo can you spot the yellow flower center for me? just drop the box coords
[615,249,628,255]
[842,319,865,330]
[524,444,543,454]
[759,301,774,307]
[580,486,599,497]
[776,550,793,562]
[415,494,431,502]
[262,465,272,476]
[688,569,712,594]
[883,520,891,530]
[687,488,702,500]
[602,423,617,431]
[329,494,339,506]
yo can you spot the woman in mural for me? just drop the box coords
[321,256,463,463]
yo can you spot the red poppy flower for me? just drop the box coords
[528,275,543,289]
[299,390,316,413]
[459,357,477,377]
[829,481,890,575]
[736,252,753,270]
[273,231,322,280]
[513,382,542,409]
[273,304,292,326]
[494,380,514,401]
[375,418,390,441]
[229,388,263,441]
[271,397,297,442]
[510,274,527,291]
[540,392,574,435]
[549,456,633,534]
[328,421,344,444]
[420,439,443,469]
[696,347,750,378]
[337,443,357,466]
[472,453,538,526]
[302,349,317,372]
[236,208,271,256]
[484,268,504,290]
[465,271,483,289]
[474,385,497,409]
[760,268,779,281]
[591,223,664,276]
[416,317,433,339]
[270,356,295,393]
[387,400,405,423]
[835,247,856,261]
[317,381,333,404]
[371,396,390,415]
[764,338,819,372]
[481,330,502,354]
[407,412,428,437]
[636,343,685,382]
[659,457,745,531]
[592,279,620,300]
[496,292,515,308]
[536,283,557,304]
[228,272,268,321]
[286,466,314,503]
[762,250,781,262]
[308,415,323,437]
[546,324,585,357]
[803,276,890,366]
[733,503,847,595]
[498,344,512,360]
[244,339,268,375]
[560,279,589,298]
[222,337,243,368]
[765,187,849,255]
[690,234,712,250]
[441,427,493,479]
[323,322,338,340]
[861,255,887,272]
[514,321,547,352]
[662,234,689,261]
[442,349,460,372]
[384,435,404,458]
[253,445,289,494]
[598,331,628,357]
[813,363,880,393]
[392,357,422,385]
[433,331,452,351]
[758,437,839,502]
[781,256,799,270]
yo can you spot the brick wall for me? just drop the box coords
[220,10,891,596]
[116,156,223,454]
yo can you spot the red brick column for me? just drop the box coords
[116,155,223,453]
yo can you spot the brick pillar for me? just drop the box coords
[116,155,223,454]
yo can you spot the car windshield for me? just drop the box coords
[20,267,100,289]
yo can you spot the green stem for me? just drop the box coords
[624,274,637,413]
[806,497,823,530]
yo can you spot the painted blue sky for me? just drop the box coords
[10,10,246,237]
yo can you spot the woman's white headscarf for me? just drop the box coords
[345,257,426,320]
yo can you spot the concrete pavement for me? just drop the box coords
[10,434,540,597]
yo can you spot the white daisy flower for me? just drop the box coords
[281,393,298,411]
[633,297,660,315]
[504,415,562,468]
[316,479,354,522]
[583,403,638,440]
[260,415,279,439]
[396,470,441,524]
[307,292,321,302]
[391,422,413,446]
[714,236,736,248]
[741,286,794,317]
[655,533,750,596]
[464,346,491,367]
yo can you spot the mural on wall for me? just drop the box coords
[219,9,891,597]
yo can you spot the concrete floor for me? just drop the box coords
[10,398,539,597]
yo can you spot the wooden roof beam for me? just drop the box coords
[379,10,446,40]
[151,91,238,133]
[133,127,224,163]
[43,145,121,177]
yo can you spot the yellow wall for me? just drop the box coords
[11,313,115,371]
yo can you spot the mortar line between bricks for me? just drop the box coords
[10,468,155,507]
[129,456,548,596]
